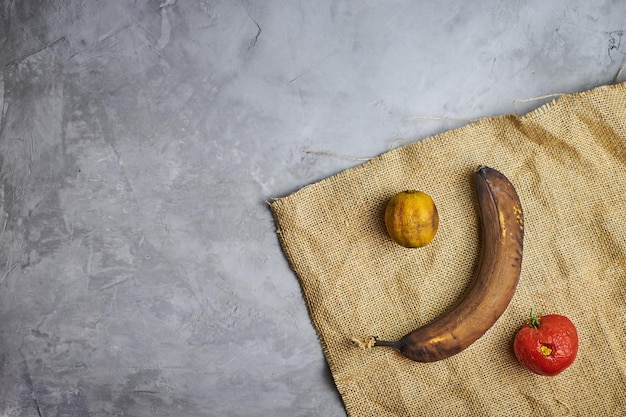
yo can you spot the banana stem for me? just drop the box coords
[351,336,404,351]
[373,339,404,350]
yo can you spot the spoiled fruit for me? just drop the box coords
[384,190,438,248]
[513,310,579,376]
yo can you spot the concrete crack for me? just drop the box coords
[239,0,262,50]
[607,30,624,62]
[249,18,262,49]
[5,36,66,68]
[20,358,44,417]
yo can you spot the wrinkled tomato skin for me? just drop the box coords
[513,314,578,376]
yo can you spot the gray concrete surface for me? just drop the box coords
[0,1,624,416]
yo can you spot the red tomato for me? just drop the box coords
[513,310,578,376]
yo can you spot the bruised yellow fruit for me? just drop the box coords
[384,190,439,248]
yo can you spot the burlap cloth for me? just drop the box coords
[270,82,626,416]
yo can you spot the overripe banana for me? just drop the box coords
[358,166,524,362]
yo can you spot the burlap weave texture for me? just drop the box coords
[270,82,626,416]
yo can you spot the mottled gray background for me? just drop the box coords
[0,1,624,416]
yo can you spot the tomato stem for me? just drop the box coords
[528,307,540,328]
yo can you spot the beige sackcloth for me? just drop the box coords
[270,82,626,417]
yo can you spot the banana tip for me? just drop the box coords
[476,165,492,175]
